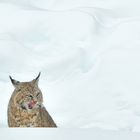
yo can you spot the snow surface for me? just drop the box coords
[1,0,140,134]
[1,129,140,140]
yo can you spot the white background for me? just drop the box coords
[1,0,140,138]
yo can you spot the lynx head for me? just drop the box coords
[9,73,43,111]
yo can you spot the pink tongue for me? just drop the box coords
[28,100,37,109]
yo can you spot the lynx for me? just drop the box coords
[8,73,57,127]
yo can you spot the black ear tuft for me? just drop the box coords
[9,76,12,82]
[9,76,20,87]
[35,72,41,81]
[32,72,41,85]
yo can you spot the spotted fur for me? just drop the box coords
[8,73,57,127]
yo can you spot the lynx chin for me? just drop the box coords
[8,73,57,127]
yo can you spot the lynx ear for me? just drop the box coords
[9,76,20,88]
[32,72,41,86]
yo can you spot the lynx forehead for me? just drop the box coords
[8,73,57,127]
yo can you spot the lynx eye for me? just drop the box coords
[26,95,33,99]
[29,95,33,98]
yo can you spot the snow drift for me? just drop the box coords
[0,0,140,133]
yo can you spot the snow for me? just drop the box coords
[1,129,140,140]
[0,0,140,136]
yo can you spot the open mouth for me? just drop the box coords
[27,100,37,109]
[21,100,41,110]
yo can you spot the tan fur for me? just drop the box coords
[8,74,57,127]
